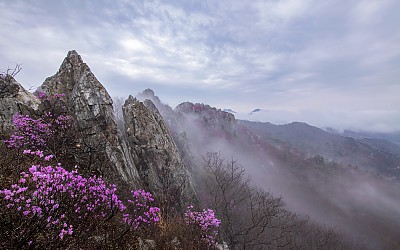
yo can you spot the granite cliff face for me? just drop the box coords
[1,51,196,209]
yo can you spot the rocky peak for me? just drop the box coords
[135,91,197,173]
[123,96,196,209]
[137,88,161,105]
[123,96,168,147]
[42,50,114,129]
[136,89,180,134]
[2,50,197,212]
[175,102,237,134]
[40,50,141,186]
[40,50,86,97]
[136,88,174,119]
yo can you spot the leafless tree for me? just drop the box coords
[0,64,22,80]
[202,152,302,249]
[154,163,191,218]
[0,64,22,97]
[201,153,366,250]
[290,221,366,250]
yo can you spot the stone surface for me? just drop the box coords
[175,102,237,135]
[0,76,38,133]
[40,50,141,186]
[39,51,197,208]
[1,50,197,212]
[136,89,196,170]
[123,96,196,208]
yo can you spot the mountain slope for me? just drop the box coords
[141,96,400,248]
[240,120,400,179]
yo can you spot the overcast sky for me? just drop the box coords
[0,0,399,132]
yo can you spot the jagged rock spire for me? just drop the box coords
[39,50,197,208]
[40,50,141,186]
[123,95,197,208]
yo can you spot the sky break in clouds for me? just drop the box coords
[0,0,399,132]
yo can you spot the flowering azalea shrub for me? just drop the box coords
[3,113,50,148]
[0,91,221,248]
[37,92,66,102]
[184,205,221,247]
[0,151,161,248]
[3,112,70,149]
[4,92,70,150]
[36,92,69,117]
[123,190,160,229]
[1,92,76,186]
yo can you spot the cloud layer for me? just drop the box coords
[0,0,399,132]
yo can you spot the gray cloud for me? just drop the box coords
[0,0,399,131]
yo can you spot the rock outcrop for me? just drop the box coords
[37,50,196,209]
[0,50,197,211]
[123,96,196,208]
[136,89,180,133]
[175,102,237,136]
[136,89,196,170]
[0,76,38,133]
[40,50,141,186]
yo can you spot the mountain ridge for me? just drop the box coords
[1,50,197,210]
[2,51,400,249]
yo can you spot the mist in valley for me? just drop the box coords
[1,0,398,247]
[130,91,400,249]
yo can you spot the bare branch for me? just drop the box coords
[0,64,22,80]
[0,64,23,98]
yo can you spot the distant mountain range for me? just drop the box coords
[240,120,400,179]
[339,129,400,145]
[225,108,400,146]
[164,103,400,248]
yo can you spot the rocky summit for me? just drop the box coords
[40,50,141,186]
[1,50,196,210]
[2,50,400,249]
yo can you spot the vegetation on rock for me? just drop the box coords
[0,90,220,249]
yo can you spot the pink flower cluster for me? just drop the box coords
[0,162,125,240]
[4,114,52,148]
[4,112,70,149]
[184,205,221,246]
[36,92,68,113]
[44,112,71,130]
[23,149,54,161]
[4,91,71,150]
[37,91,66,102]
[122,189,160,229]
[0,147,163,245]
